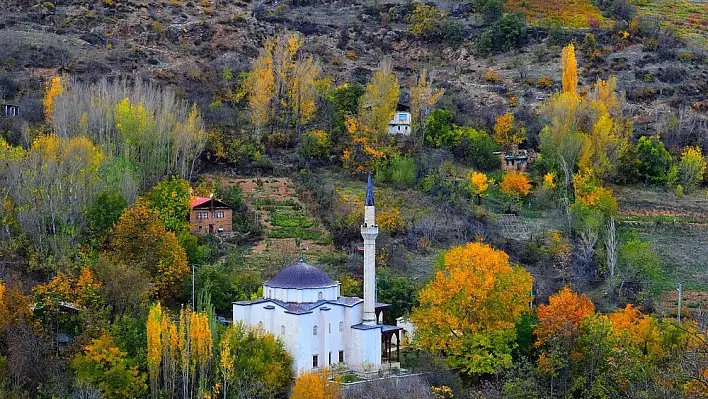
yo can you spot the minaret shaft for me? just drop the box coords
[362,174,378,325]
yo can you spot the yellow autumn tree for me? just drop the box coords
[43,76,64,123]
[358,57,400,134]
[242,33,322,136]
[109,200,189,298]
[147,303,163,398]
[411,242,533,374]
[493,113,525,150]
[341,116,390,173]
[0,281,5,328]
[410,68,444,137]
[578,76,631,180]
[562,44,578,95]
[469,171,494,205]
[290,369,341,399]
[288,54,322,131]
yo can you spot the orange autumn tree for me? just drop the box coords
[500,171,531,211]
[535,287,595,388]
[290,369,342,399]
[411,242,533,374]
[342,116,393,173]
[109,200,189,299]
[536,287,595,346]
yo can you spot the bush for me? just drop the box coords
[298,129,330,161]
[377,156,418,188]
[424,109,455,148]
[636,135,673,184]
[453,127,500,171]
[488,12,528,53]
[407,3,463,44]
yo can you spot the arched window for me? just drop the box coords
[328,323,331,333]
[257,321,264,330]
[281,325,285,335]
[318,291,323,300]
[339,321,344,331]
[313,325,318,336]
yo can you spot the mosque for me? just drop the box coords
[232,175,402,374]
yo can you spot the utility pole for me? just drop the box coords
[677,283,682,324]
[192,264,196,309]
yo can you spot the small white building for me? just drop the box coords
[233,175,402,375]
[388,111,411,135]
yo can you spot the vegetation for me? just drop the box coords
[0,3,706,397]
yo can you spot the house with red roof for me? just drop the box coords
[188,196,232,234]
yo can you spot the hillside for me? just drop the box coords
[0,0,707,398]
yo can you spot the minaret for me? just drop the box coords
[361,174,378,325]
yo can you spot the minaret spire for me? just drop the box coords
[365,173,375,207]
[361,174,378,325]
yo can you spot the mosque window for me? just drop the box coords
[318,291,323,300]
[339,321,343,331]
[257,321,263,330]
[313,325,318,336]
[329,352,332,365]
[312,355,318,368]
[280,325,285,335]
[339,350,344,363]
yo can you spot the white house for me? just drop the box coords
[388,111,411,135]
[233,175,402,375]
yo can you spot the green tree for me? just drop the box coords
[424,109,454,148]
[146,177,191,234]
[376,272,417,324]
[72,332,147,399]
[85,191,127,246]
[218,322,293,397]
[636,135,673,184]
[455,126,500,170]
[618,235,661,295]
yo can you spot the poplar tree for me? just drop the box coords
[410,68,444,139]
[358,57,400,135]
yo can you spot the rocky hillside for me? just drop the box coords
[1,0,706,141]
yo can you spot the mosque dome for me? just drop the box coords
[264,260,337,289]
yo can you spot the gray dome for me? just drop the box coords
[264,261,336,289]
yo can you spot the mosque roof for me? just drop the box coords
[263,260,337,289]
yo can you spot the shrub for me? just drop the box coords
[298,129,331,161]
[424,109,455,148]
[377,156,418,188]
[453,127,500,170]
[636,136,673,184]
[537,76,554,89]
[677,146,706,191]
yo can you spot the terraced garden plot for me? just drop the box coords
[221,177,335,271]
[613,185,708,292]
[634,0,708,47]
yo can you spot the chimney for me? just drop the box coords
[361,174,378,325]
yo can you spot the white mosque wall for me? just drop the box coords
[233,300,366,375]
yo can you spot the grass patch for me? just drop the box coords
[506,0,606,28]
[633,0,708,47]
